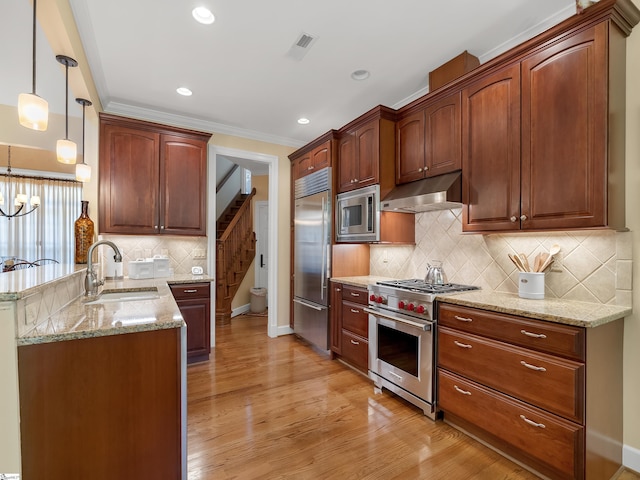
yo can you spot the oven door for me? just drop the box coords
[367,307,435,410]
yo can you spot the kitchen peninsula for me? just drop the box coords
[0,264,212,480]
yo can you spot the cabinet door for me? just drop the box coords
[425,92,462,177]
[177,298,211,362]
[462,64,521,232]
[294,153,312,179]
[521,24,607,230]
[311,141,331,171]
[160,135,207,236]
[330,283,343,354]
[396,110,426,184]
[355,120,379,187]
[337,133,357,192]
[99,124,160,234]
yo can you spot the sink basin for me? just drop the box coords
[86,288,160,304]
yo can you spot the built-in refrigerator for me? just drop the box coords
[293,167,331,351]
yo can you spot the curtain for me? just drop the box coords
[0,174,82,264]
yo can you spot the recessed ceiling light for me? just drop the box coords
[298,118,310,125]
[351,69,370,81]
[192,7,215,25]
[177,87,193,96]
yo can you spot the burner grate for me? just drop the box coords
[377,279,480,294]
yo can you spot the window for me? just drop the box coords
[0,174,82,265]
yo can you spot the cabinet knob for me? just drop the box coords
[520,215,528,221]
[335,288,341,292]
[308,166,314,170]
[353,178,357,183]
[161,225,165,229]
[424,166,429,171]
[418,167,423,172]
[154,225,158,228]
[510,216,517,223]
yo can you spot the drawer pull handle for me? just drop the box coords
[520,415,546,429]
[521,329,547,339]
[454,341,472,349]
[350,339,360,345]
[335,288,341,292]
[520,360,546,372]
[454,385,471,396]
[183,289,198,293]
[454,315,473,322]
[350,308,360,314]
[350,292,360,297]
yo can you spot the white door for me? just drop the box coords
[255,201,269,289]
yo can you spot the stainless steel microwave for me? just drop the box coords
[335,184,380,242]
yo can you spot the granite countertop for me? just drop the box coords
[330,276,396,288]
[435,290,631,328]
[15,272,214,346]
[0,263,86,301]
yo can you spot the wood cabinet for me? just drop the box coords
[18,327,184,480]
[337,106,396,195]
[330,282,369,372]
[462,20,625,232]
[290,133,336,181]
[437,302,624,480]
[170,282,211,364]
[396,92,462,185]
[99,113,210,236]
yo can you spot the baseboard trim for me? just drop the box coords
[624,444,640,474]
[231,304,250,317]
[277,325,293,336]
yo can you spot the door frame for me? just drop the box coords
[207,146,280,344]
[254,200,269,290]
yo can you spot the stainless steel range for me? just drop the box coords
[366,279,479,419]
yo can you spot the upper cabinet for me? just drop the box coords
[461,1,638,232]
[337,106,396,195]
[290,132,336,181]
[99,114,211,236]
[396,92,462,184]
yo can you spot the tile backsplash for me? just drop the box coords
[370,208,632,307]
[98,235,208,276]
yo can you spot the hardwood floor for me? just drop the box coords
[187,315,639,480]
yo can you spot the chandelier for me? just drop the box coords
[0,146,41,219]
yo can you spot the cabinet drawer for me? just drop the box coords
[341,301,368,338]
[341,330,368,371]
[342,285,368,305]
[438,326,584,423]
[438,303,585,361]
[169,283,210,300]
[438,369,584,480]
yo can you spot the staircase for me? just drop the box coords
[215,188,257,325]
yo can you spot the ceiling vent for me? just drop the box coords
[286,32,318,61]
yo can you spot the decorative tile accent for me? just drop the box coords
[370,208,630,307]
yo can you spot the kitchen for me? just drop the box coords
[2,0,640,479]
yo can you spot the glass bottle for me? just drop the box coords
[75,200,95,264]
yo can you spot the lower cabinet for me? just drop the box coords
[170,282,211,364]
[330,282,369,372]
[437,302,623,480]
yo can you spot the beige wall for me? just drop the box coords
[231,174,269,310]
[624,0,640,453]
[210,134,294,327]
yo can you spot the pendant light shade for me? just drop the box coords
[75,98,92,182]
[18,0,48,131]
[56,54,78,164]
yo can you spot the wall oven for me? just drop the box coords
[367,280,479,419]
[335,184,380,242]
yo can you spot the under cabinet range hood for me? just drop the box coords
[380,170,463,213]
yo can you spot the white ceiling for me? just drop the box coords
[6,0,577,149]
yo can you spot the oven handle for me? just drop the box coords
[364,307,432,332]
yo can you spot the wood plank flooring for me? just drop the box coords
[187,315,639,480]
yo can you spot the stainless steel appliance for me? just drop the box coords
[293,167,332,351]
[366,279,479,418]
[335,184,380,242]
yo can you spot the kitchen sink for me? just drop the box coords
[85,288,160,304]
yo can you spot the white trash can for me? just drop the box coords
[250,287,267,313]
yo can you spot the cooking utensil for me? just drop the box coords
[508,254,521,271]
[538,244,560,272]
[509,253,526,272]
[425,261,447,285]
[519,253,531,272]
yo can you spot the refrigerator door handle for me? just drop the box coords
[320,195,327,301]
[293,298,325,311]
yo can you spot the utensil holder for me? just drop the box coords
[519,272,545,299]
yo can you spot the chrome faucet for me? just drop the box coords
[84,240,122,296]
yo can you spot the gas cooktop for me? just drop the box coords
[376,279,480,295]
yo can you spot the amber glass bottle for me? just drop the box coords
[75,200,95,264]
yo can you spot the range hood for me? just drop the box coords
[380,170,462,213]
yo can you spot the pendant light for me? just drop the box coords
[18,0,49,131]
[0,146,41,220]
[56,55,78,164]
[75,98,92,182]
